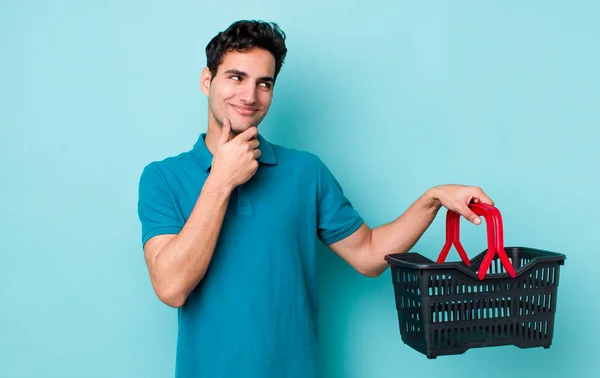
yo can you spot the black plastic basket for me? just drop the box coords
[385,205,566,359]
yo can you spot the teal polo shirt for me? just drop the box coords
[137,132,363,378]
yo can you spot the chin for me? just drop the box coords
[229,124,252,134]
[231,120,261,133]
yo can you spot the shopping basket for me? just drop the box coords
[384,203,566,359]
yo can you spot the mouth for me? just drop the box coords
[230,104,260,117]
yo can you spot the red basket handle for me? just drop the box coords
[471,204,516,280]
[437,204,496,266]
[437,210,472,266]
[436,203,517,280]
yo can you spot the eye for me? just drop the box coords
[259,82,272,89]
[230,75,241,81]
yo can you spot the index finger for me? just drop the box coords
[476,190,494,206]
[235,126,258,141]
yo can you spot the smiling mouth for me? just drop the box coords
[230,104,259,116]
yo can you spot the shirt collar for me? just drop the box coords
[191,132,277,173]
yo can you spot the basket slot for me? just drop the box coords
[482,255,515,276]
[429,319,554,354]
[428,296,559,323]
[396,271,421,295]
[520,320,551,340]
[434,326,497,348]
[423,263,559,298]
[520,267,557,289]
[432,320,553,348]
[516,294,554,316]
[396,295,422,322]
[429,274,463,296]
[401,321,424,342]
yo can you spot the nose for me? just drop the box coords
[239,82,258,104]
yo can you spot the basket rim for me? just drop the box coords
[385,246,566,280]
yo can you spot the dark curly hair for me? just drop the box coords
[205,20,287,82]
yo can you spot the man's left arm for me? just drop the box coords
[328,185,494,278]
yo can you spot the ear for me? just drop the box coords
[200,66,211,96]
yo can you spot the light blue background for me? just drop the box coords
[1,1,598,377]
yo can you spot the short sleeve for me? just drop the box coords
[316,158,364,245]
[137,163,183,246]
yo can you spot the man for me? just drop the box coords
[137,20,493,377]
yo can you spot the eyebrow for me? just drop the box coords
[224,69,274,83]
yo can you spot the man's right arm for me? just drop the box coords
[142,119,260,308]
[143,176,232,308]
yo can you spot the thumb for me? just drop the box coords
[218,118,232,146]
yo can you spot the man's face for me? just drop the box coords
[201,47,276,134]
